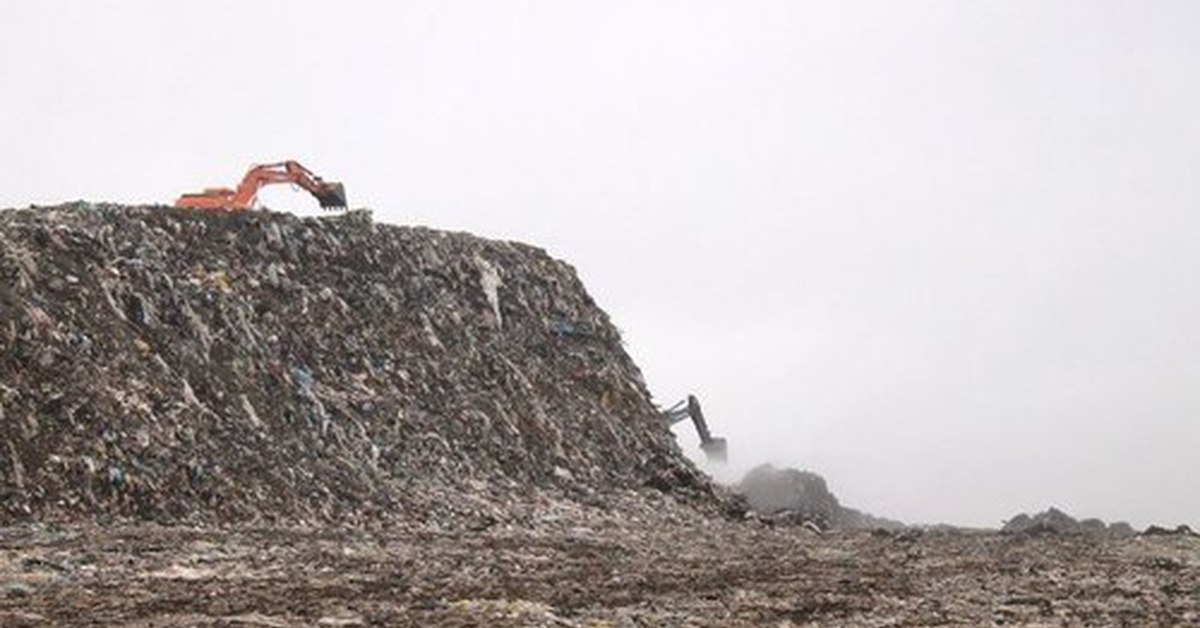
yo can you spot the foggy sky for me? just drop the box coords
[2,1,1198,528]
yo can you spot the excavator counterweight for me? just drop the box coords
[176,161,346,212]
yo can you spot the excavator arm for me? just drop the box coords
[663,395,728,462]
[176,161,347,212]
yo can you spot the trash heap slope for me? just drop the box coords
[0,204,711,524]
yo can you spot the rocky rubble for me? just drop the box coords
[1002,508,1136,537]
[0,203,716,525]
[734,463,903,531]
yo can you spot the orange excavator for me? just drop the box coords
[175,161,347,212]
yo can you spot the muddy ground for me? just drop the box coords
[0,493,1196,627]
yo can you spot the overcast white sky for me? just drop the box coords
[3,1,1198,528]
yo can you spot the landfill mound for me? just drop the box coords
[734,463,903,530]
[0,203,713,525]
[1002,508,1136,537]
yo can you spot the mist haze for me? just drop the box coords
[3,1,1198,528]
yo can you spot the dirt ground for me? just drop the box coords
[0,494,1196,627]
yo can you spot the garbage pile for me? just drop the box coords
[733,463,903,531]
[1002,508,1136,537]
[0,203,714,525]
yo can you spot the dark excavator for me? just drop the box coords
[175,161,347,212]
[662,395,727,463]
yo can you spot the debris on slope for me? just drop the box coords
[733,463,903,531]
[0,203,716,525]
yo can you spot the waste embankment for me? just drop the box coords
[0,204,715,525]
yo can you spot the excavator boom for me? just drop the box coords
[176,161,346,212]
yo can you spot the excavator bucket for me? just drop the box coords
[701,437,728,463]
[314,182,347,210]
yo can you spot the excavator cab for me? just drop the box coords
[663,395,728,463]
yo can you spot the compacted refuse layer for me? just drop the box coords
[1,499,1198,626]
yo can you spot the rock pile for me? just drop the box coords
[1002,508,1136,537]
[1143,524,1198,537]
[733,463,903,530]
[0,203,714,525]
